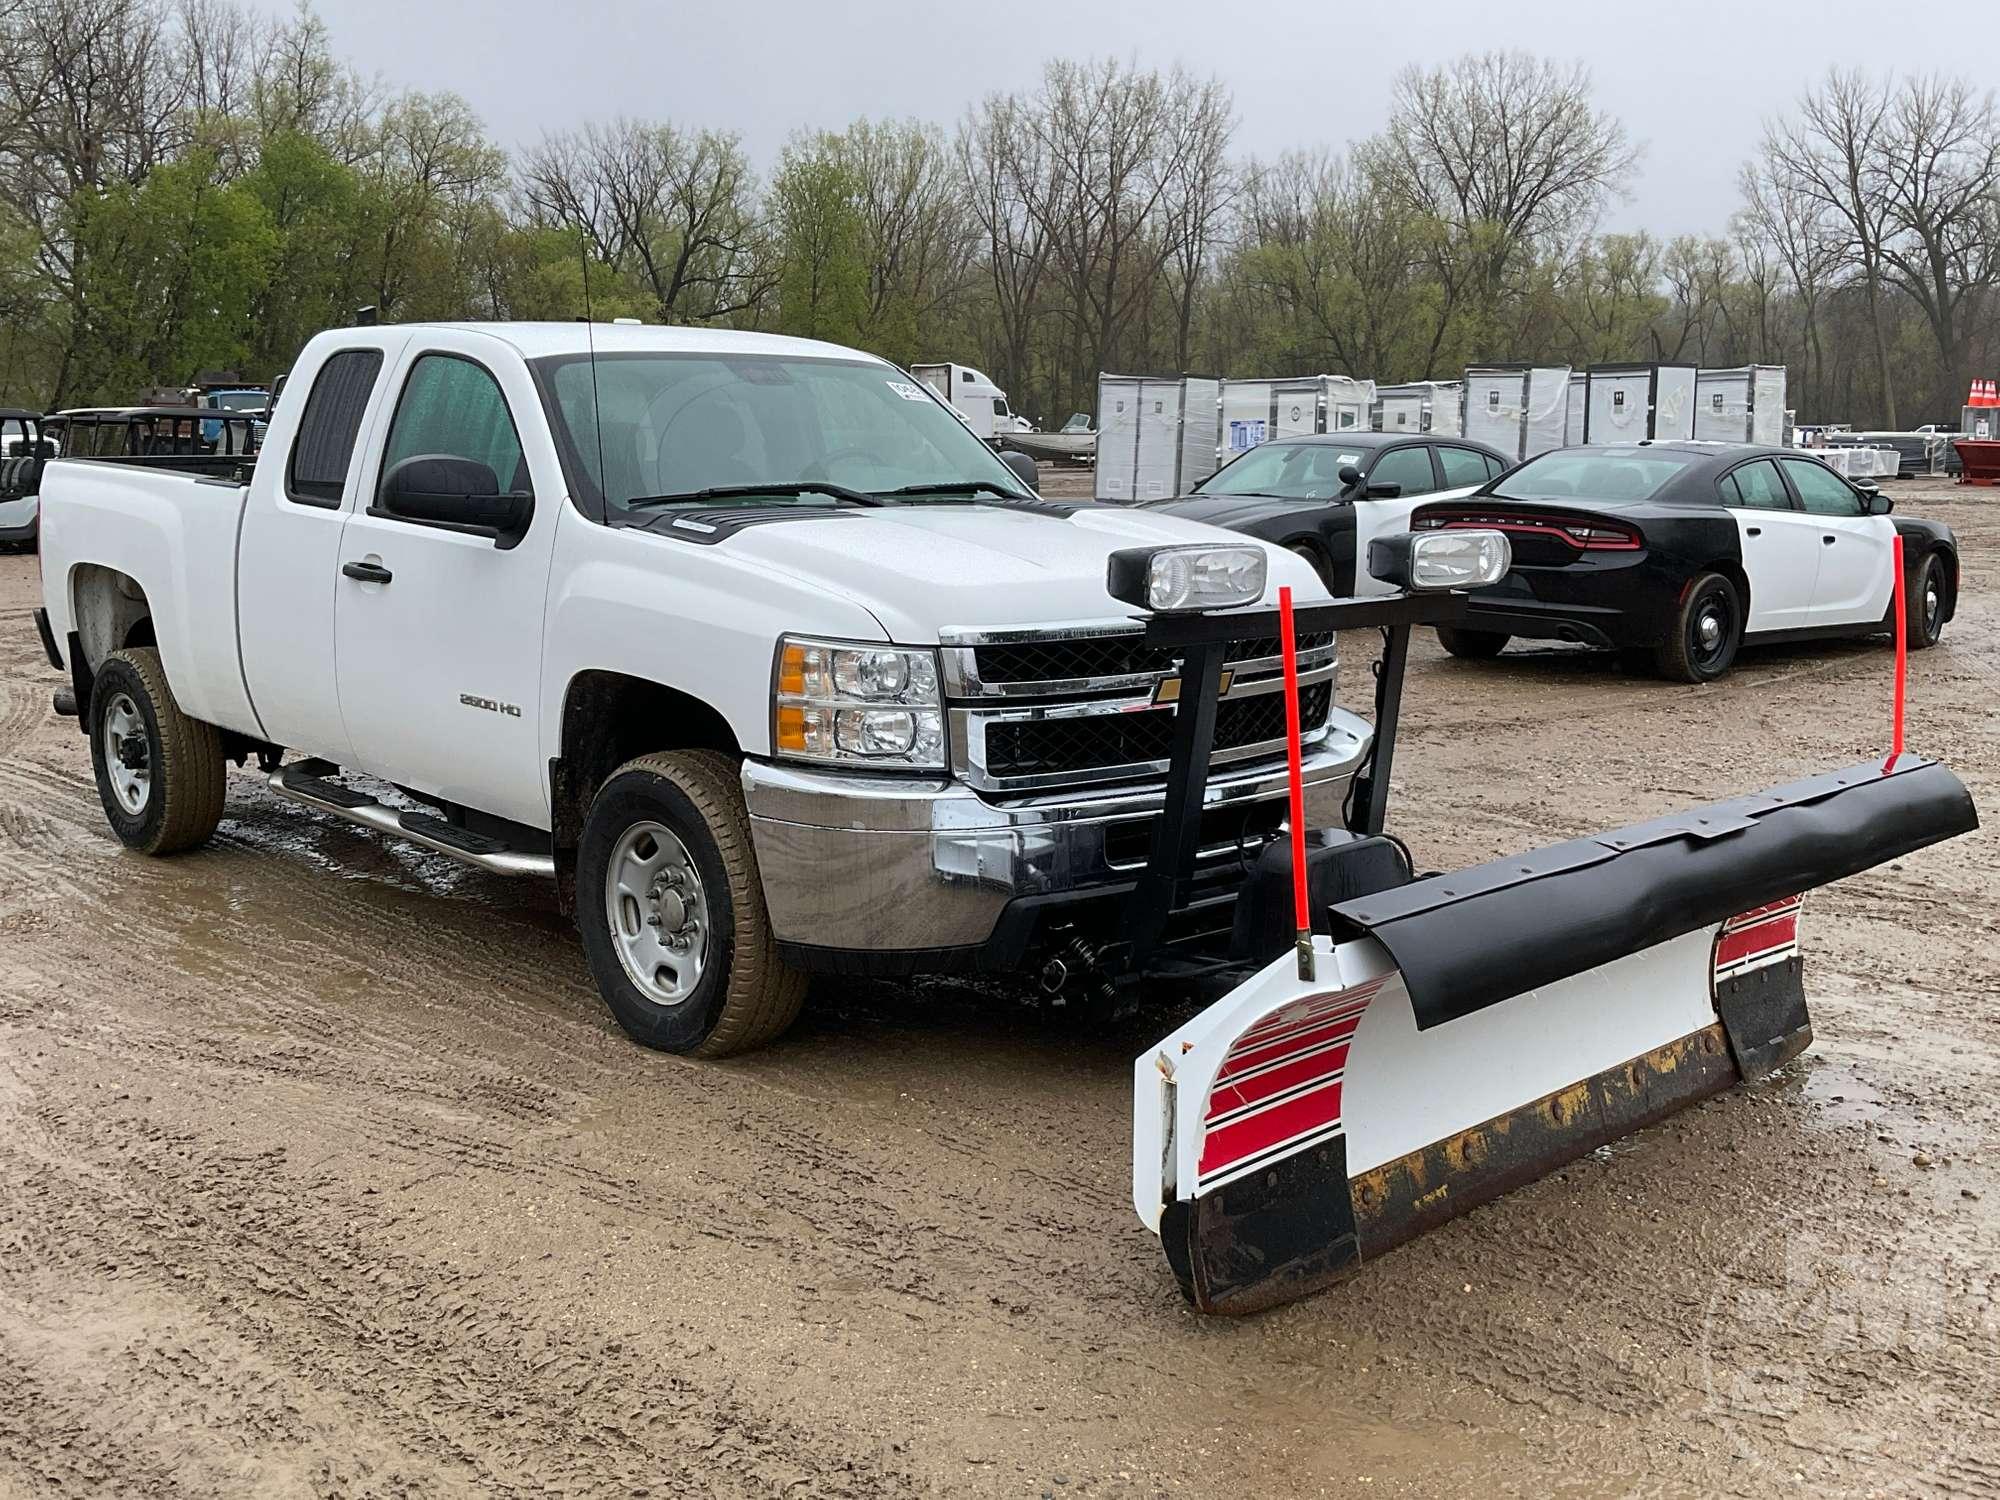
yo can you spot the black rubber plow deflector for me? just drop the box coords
[1329,758,1977,1031]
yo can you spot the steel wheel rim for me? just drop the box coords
[101,692,151,815]
[604,820,709,1006]
[1690,590,1734,671]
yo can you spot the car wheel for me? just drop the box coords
[1435,625,1510,661]
[87,647,227,854]
[576,750,806,1057]
[1287,543,1334,591]
[1906,550,1948,649]
[1655,571,1742,683]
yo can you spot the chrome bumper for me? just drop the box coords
[742,706,1371,956]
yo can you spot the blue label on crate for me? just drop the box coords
[1228,419,1266,451]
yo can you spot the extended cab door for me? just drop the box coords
[1778,457,1896,629]
[333,335,557,829]
[1720,457,1818,634]
[238,331,412,761]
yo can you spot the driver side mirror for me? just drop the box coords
[1338,464,1364,492]
[999,448,1042,494]
[1857,483,1893,515]
[379,454,532,547]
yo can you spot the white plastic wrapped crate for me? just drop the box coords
[1178,377,1222,490]
[1132,380,1185,500]
[1463,366,1571,459]
[1094,374,1145,501]
[1220,380,1273,458]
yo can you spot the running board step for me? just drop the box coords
[267,763,554,878]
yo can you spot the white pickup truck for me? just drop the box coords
[34,322,1364,1056]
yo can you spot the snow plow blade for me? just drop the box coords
[1134,756,1977,1316]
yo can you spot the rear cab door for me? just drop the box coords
[333,330,559,829]
[1347,443,1447,595]
[1719,456,1818,633]
[238,330,412,762]
[1778,457,1896,628]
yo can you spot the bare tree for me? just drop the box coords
[1379,51,1636,350]
[1761,71,1900,424]
[957,89,1056,407]
[518,118,769,324]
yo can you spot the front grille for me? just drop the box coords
[973,631,1333,688]
[983,682,1331,780]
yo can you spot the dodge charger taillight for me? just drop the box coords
[1413,507,1641,553]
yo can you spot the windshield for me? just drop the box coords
[1493,450,1694,503]
[213,391,264,410]
[1196,441,1368,500]
[533,352,1029,512]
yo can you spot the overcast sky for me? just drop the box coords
[248,0,1997,239]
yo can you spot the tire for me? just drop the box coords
[1287,542,1334,591]
[1654,571,1743,683]
[1435,625,1510,660]
[1906,549,1948,650]
[87,647,226,855]
[575,750,806,1057]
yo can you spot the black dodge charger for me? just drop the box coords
[1142,431,1514,594]
[1407,443,1959,682]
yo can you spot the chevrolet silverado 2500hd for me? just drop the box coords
[34,322,1359,1056]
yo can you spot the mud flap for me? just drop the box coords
[1135,758,1977,1316]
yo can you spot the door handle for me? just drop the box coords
[1822,535,1837,546]
[342,560,394,584]
[1746,526,1762,537]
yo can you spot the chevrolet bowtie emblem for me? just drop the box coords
[1152,669,1233,706]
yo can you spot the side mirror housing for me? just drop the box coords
[378,454,532,546]
[1337,464,1364,491]
[1865,491,1894,515]
[999,448,1042,494]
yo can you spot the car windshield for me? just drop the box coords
[1197,441,1367,500]
[1493,450,1695,503]
[213,391,264,410]
[533,352,1030,512]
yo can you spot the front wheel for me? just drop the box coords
[1435,625,1510,660]
[575,750,806,1057]
[87,647,227,854]
[1906,550,1949,649]
[1654,571,1743,683]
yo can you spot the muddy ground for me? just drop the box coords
[0,475,1995,1499]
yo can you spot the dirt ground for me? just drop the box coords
[1,475,1995,1500]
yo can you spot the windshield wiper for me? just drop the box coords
[625,482,886,510]
[875,481,1034,501]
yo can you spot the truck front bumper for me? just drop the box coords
[742,706,1372,972]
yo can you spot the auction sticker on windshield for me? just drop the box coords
[887,381,930,401]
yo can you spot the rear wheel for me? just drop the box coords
[1654,571,1742,683]
[1906,549,1948,649]
[87,647,226,854]
[1435,625,1510,661]
[575,750,806,1057]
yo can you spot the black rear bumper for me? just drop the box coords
[1458,555,1686,649]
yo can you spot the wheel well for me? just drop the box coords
[548,671,743,914]
[1282,535,1335,587]
[70,564,154,668]
[1927,543,1960,620]
[1711,559,1751,621]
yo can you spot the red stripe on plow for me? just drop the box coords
[1198,1079,1344,1181]
[1206,1042,1353,1123]
[1714,913,1799,971]
[1216,1014,1363,1084]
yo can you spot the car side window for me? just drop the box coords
[287,349,384,507]
[1368,446,1436,497]
[1483,455,1506,481]
[380,354,530,500]
[1724,459,1792,511]
[1435,445,1491,489]
[1780,458,1862,516]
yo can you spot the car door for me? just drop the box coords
[1778,457,1896,628]
[333,336,558,829]
[237,333,410,761]
[1719,458,1820,634]
[1345,445,1447,595]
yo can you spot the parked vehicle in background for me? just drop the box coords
[198,385,270,446]
[1141,431,1514,594]
[0,408,51,550]
[1409,443,1960,681]
[34,321,1345,1060]
[909,361,1020,443]
[1002,412,1096,465]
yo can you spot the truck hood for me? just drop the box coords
[687,502,1327,640]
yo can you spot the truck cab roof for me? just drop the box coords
[337,322,885,365]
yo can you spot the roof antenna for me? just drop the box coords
[576,230,607,511]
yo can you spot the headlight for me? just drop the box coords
[1367,529,1512,592]
[1106,544,1269,613]
[772,637,946,770]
